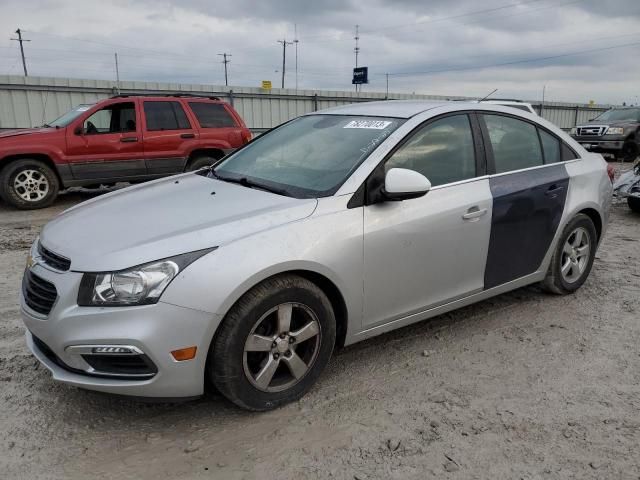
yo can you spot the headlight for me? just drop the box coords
[78,248,215,306]
[605,127,624,135]
[570,127,577,135]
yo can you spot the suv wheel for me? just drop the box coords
[186,154,220,172]
[620,140,639,162]
[541,214,597,295]
[0,159,59,209]
[210,274,336,411]
[628,197,640,214]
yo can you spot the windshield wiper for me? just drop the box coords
[212,171,289,196]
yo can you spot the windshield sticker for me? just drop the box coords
[344,120,392,129]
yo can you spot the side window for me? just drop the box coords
[483,114,543,173]
[539,129,561,163]
[84,102,136,134]
[143,101,191,131]
[188,102,237,128]
[384,115,476,187]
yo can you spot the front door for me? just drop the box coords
[362,114,493,327]
[66,100,145,180]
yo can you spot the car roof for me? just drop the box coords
[314,100,452,119]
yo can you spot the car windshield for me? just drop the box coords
[594,108,640,123]
[48,104,94,127]
[211,115,405,198]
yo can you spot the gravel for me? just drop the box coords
[0,167,639,479]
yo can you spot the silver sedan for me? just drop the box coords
[21,101,612,410]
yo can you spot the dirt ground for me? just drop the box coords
[0,165,639,480]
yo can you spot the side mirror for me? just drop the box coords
[74,126,85,135]
[383,168,431,201]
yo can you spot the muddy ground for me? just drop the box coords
[0,165,639,480]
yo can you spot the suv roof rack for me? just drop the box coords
[479,98,525,103]
[110,93,220,100]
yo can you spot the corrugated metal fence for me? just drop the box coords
[0,75,613,132]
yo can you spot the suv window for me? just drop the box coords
[144,101,191,131]
[84,102,136,134]
[483,114,543,173]
[385,114,476,187]
[189,102,237,128]
[562,143,578,161]
[538,129,561,163]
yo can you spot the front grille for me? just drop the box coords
[38,242,71,271]
[23,270,57,315]
[577,126,607,136]
[81,355,158,376]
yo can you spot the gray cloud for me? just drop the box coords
[0,0,639,104]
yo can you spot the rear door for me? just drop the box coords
[65,100,145,180]
[141,100,196,174]
[480,113,570,289]
[362,113,493,327]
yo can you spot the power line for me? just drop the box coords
[386,41,640,77]
[10,28,30,76]
[217,53,231,86]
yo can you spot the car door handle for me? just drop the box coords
[462,207,488,220]
[545,184,564,196]
[180,133,195,139]
[120,137,138,143]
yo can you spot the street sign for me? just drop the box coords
[261,80,272,90]
[352,67,368,85]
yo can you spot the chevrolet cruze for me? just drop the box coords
[21,101,612,410]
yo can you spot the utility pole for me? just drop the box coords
[11,28,30,77]
[218,53,231,86]
[353,25,360,92]
[114,53,120,94]
[277,39,293,89]
[385,73,389,99]
[294,24,299,90]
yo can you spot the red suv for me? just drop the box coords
[0,94,252,209]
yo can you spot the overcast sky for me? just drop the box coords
[1,0,639,104]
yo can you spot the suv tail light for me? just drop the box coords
[606,164,615,183]
[241,129,252,144]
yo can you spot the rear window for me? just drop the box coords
[539,129,561,163]
[144,101,191,131]
[189,102,237,128]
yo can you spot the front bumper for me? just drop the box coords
[21,262,221,398]
[571,136,625,152]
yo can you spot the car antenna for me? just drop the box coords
[478,88,498,102]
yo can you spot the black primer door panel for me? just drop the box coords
[484,164,569,289]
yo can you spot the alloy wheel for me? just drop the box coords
[13,169,50,202]
[243,302,322,393]
[560,226,590,283]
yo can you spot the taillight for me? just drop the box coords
[241,130,252,144]
[606,164,615,183]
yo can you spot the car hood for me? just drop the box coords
[0,127,58,139]
[40,173,318,272]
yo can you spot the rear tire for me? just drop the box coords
[541,214,597,295]
[210,274,336,411]
[186,154,221,172]
[628,197,640,214]
[0,159,59,210]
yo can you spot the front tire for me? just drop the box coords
[620,140,639,162]
[541,214,597,294]
[628,197,640,214]
[0,159,59,209]
[210,274,336,411]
